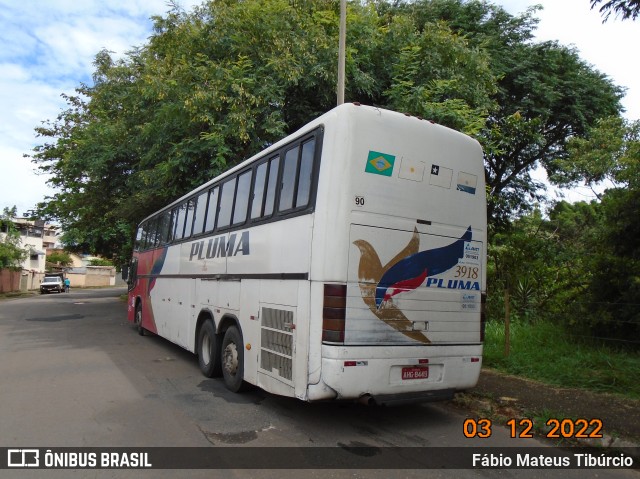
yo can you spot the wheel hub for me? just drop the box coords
[223,343,238,375]
[202,334,211,364]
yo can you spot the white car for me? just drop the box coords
[40,276,64,294]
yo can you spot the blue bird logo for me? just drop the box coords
[374,226,472,309]
[353,226,473,343]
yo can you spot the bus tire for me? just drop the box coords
[197,320,222,378]
[221,325,249,392]
[134,302,145,336]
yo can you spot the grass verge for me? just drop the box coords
[483,319,640,400]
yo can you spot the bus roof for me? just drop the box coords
[139,103,479,225]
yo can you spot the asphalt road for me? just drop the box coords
[0,288,637,479]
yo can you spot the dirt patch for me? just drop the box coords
[455,368,640,446]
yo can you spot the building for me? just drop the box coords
[1,217,119,291]
[0,218,61,291]
[0,218,62,273]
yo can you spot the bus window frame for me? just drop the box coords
[134,126,323,251]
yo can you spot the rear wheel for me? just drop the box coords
[197,319,222,378]
[221,325,249,392]
[134,302,145,336]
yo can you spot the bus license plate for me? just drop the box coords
[402,367,429,380]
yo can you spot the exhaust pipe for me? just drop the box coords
[357,394,376,406]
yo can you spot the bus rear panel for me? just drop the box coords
[307,105,486,404]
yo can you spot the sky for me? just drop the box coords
[1,0,638,217]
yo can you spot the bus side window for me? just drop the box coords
[127,258,138,291]
[217,178,237,229]
[251,161,268,220]
[147,218,159,248]
[296,138,315,208]
[264,156,279,216]
[169,207,179,243]
[183,199,196,238]
[204,187,219,233]
[232,170,252,225]
[279,146,299,211]
[135,226,144,251]
[140,223,149,251]
[166,209,175,243]
[174,203,188,240]
[192,190,209,236]
[157,211,172,245]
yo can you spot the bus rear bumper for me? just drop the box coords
[309,344,482,403]
[357,389,456,406]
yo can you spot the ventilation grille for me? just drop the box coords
[260,307,294,382]
[262,307,293,331]
[260,350,293,381]
[261,328,293,356]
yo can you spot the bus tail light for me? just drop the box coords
[480,293,487,342]
[322,284,347,343]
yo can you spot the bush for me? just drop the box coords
[483,319,640,399]
[89,258,113,266]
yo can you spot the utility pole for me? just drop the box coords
[337,0,346,105]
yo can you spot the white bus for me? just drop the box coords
[127,103,487,404]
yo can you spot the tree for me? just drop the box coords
[586,189,640,342]
[89,258,114,266]
[551,117,640,192]
[550,117,640,343]
[29,0,499,261]
[396,0,623,224]
[0,206,28,269]
[47,251,73,267]
[591,0,640,21]
[488,207,587,323]
[383,20,496,135]
[28,0,626,260]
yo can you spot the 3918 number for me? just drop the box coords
[455,266,478,279]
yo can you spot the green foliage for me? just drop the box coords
[383,20,496,135]
[47,251,73,266]
[88,258,114,266]
[394,0,624,225]
[29,0,505,261]
[550,117,640,190]
[26,0,626,262]
[579,189,640,341]
[482,39,622,224]
[0,206,27,270]
[591,0,640,21]
[483,319,640,398]
[488,193,639,346]
[21,0,638,358]
[487,208,583,323]
[549,118,639,342]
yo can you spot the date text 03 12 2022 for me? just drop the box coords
[463,418,604,439]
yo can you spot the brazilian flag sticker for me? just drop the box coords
[365,151,395,177]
